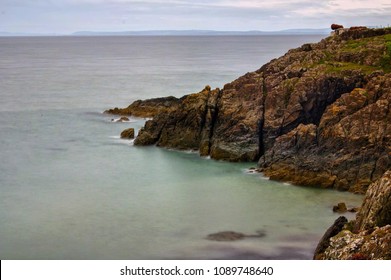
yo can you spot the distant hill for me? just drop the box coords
[0,29,330,37]
[72,29,330,36]
[0,31,60,37]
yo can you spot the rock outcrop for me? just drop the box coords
[314,171,391,260]
[135,82,263,161]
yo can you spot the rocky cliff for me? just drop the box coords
[108,27,391,193]
[107,27,391,259]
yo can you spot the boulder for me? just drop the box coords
[120,128,135,139]
[333,203,347,213]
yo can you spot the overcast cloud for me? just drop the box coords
[1,0,390,34]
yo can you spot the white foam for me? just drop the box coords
[108,135,134,146]
[244,169,257,174]
[110,117,136,123]
[117,139,134,146]
[183,149,198,154]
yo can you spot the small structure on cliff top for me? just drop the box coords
[331,23,344,30]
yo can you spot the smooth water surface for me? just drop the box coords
[0,35,363,259]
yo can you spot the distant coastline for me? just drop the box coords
[0,28,330,37]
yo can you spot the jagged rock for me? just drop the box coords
[135,86,220,151]
[260,73,391,193]
[315,171,391,260]
[135,81,263,161]
[120,128,135,139]
[313,216,348,259]
[355,170,391,231]
[318,225,391,260]
[333,203,347,213]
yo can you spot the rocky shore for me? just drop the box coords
[107,27,391,259]
[314,171,391,259]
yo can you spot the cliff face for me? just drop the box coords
[136,75,264,161]
[108,27,391,193]
[260,73,391,193]
[258,29,391,193]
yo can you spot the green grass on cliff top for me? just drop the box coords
[319,33,391,74]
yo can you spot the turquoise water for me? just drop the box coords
[0,35,363,259]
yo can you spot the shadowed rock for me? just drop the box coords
[313,216,347,259]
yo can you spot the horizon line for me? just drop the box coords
[0,28,332,37]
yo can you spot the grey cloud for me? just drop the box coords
[1,0,390,33]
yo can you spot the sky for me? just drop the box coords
[1,0,391,34]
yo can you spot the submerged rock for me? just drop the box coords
[206,231,266,241]
[113,116,130,122]
[207,231,246,241]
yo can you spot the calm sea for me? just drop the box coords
[0,35,362,259]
